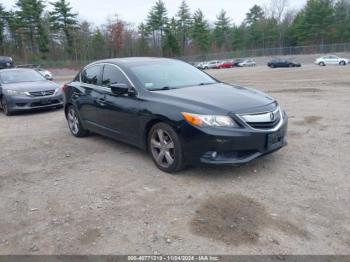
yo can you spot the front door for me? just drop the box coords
[96,64,141,146]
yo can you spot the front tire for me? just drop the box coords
[67,106,89,137]
[339,61,346,66]
[148,123,185,173]
[1,96,12,116]
[319,62,325,66]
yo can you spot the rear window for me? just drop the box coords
[81,65,102,85]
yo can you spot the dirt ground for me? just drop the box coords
[0,65,349,255]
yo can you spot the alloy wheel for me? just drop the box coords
[150,128,175,168]
[68,108,80,135]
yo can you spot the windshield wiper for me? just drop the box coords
[198,82,216,86]
[148,86,173,91]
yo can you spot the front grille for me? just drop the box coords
[29,90,55,97]
[238,107,282,130]
[247,113,281,130]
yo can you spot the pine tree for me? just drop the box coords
[162,17,180,57]
[191,9,210,53]
[91,29,105,59]
[244,5,265,26]
[49,0,78,58]
[0,4,7,55]
[176,0,191,55]
[15,0,49,56]
[147,0,168,54]
[214,9,231,49]
[334,0,350,42]
[302,0,335,44]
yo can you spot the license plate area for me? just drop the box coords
[40,98,52,105]
[267,129,284,150]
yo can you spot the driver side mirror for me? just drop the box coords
[110,83,135,96]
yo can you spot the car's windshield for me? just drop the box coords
[129,60,217,90]
[0,69,46,84]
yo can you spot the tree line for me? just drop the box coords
[0,0,350,63]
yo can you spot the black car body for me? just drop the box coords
[268,59,301,68]
[63,58,288,173]
[0,69,63,115]
[0,56,14,69]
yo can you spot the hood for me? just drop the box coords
[2,81,59,92]
[153,83,275,114]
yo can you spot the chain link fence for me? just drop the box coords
[178,42,350,63]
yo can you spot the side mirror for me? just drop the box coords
[110,83,130,95]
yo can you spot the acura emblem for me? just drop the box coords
[270,112,275,121]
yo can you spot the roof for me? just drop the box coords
[93,57,176,66]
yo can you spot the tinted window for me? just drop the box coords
[81,65,102,85]
[102,65,129,86]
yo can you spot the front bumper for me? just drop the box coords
[6,93,64,112]
[181,113,288,165]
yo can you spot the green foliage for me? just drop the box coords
[49,0,78,57]
[244,5,265,26]
[191,9,210,53]
[162,18,181,57]
[147,0,168,52]
[15,0,49,56]
[213,10,231,49]
[91,29,105,59]
[176,0,192,55]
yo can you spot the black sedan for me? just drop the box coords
[63,58,288,173]
[268,59,301,68]
[0,69,63,115]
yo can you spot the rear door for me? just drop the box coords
[77,64,104,125]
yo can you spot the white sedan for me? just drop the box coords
[238,59,256,67]
[315,55,349,66]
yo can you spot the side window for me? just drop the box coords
[102,65,129,87]
[81,65,102,85]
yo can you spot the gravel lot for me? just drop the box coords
[0,65,349,255]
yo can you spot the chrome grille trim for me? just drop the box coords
[26,90,55,97]
[236,107,284,131]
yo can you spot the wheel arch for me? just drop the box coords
[142,116,179,150]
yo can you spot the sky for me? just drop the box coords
[2,0,307,27]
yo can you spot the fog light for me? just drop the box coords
[211,152,218,159]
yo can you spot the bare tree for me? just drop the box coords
[265,0,289,22]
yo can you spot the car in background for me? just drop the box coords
[0,56,14,69]
[233,58,245,67]
[204,60,221,69]
[36,68,53,80]
[238,59,256,67]
[268,58,301,68]
[219,60,234,69]
[0,68,63,115]
[314,55,349,66]
[195,62,206,70]
[63,57,288,173]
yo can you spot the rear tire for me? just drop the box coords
[66,105,89,137]
[1,96,12,116]
[148,122,185,173]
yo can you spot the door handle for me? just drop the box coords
[96,98,106,106]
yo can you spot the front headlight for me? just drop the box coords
[182,112,238,127]
[5,89,26,96]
